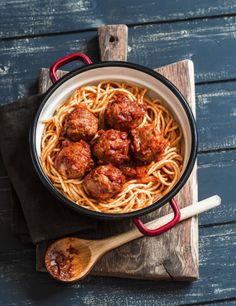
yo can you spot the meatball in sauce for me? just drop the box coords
[92,129,130,165]
[105,95,146,131]
[131,125,167,165]
[62,105,98,142]
[83,164,125,200]
[55,140,94,179]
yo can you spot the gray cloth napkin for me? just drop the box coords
[0,95,97,244]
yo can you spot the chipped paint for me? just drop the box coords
[0,66,9,76]
[230,107,236,116]
[198,90,236,105]
[65,0,94,12]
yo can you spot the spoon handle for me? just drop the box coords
[100,195,221,252]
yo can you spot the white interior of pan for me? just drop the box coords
[35,66,192,172]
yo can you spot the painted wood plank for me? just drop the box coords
[0,224,235,305]
[2,16,236,103]
[196,81,236,152]
[1,0,236,38]
[0,31,99,103]
[128,17,236,83]
[198,150,236,226]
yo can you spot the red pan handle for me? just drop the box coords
[133,198,181,237]
[49,52,93,83]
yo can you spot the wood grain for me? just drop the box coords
[98,25,128,61]
[38,69,66,95]
[1,0,236,38]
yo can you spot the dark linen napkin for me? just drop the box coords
[0,95,97,245]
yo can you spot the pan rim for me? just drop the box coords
[30,61,198,220]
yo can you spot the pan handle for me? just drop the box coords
[133,198,181,237]
[49,52,93,83]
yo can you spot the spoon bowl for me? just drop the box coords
[45,237,94,282]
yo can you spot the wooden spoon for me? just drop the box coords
[45,195,221,282]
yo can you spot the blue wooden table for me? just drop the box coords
[0,1,236,305]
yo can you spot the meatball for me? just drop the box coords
[83,164,125,200]
[62,105,98,141]
[130,126,167,164]
[92,129,130,165]
[55,140,94,179]
[105,95,146,131]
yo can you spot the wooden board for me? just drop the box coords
[37,25,198,280]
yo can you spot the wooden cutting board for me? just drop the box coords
[37,25,198,281]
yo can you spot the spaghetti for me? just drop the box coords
[41,81,183,213]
